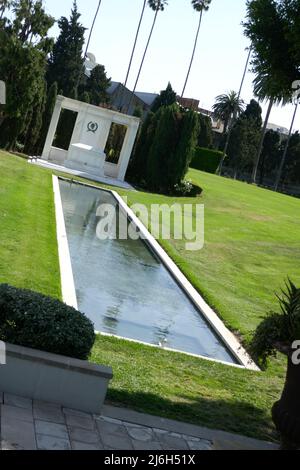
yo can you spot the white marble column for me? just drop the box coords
[42,96,64,160]
[117,121,140,181]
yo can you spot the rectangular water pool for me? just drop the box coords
[59,179,238,365]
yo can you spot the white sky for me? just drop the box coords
[43,0,299,132]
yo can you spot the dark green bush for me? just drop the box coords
[190,147,223,174]
[0,284,95,360]
[250,279,300,369]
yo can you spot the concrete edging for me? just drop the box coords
[52,175,78,309]
[101,405,279,451]
[54,176,259,371]
[0,343,113,414]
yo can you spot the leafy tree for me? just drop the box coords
[23,81,47,154]
[259,129,281,184]
[0,0,54,149]
[133,106,143,118]
[151,82,177,113]
[0,0,12,19]
[47,1,86,98]
[84,64,111,106]
[212,91,245,134]
[182,0,211,98]
[12,0,54,46]
[243,0,300,182]
[227,99,262,177]
[198,113,213,148]
[280,131,300,185]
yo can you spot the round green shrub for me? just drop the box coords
[0,284,95,360]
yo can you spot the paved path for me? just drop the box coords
[0,393,278,451]
[30,159,134,190]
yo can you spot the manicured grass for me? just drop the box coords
[0,151,61,298]
[1,151,299,440]
[124,169,300,342]
[91,335,283,442]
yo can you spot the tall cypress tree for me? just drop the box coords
[36,81,58,155]
[24,81,47,155]
[84,65,111,106]
[47,1,86,98]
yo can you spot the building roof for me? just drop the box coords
[267,123,289,135]
[107,81,121,95]
[134,91,158,107]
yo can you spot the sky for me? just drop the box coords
[43,0,299,132]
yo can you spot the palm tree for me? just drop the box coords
[126,0,168,114]
[124,0,147,90]
[212,91,245,135]
[76,0,102,90]
[83,0,102,62]
[181,0,211,99]
[118,0,147,111]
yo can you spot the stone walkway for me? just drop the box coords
[29,159,134,190]
[0,393,278,451]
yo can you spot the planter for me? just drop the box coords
[272,356,300,449]
[0,342,113,414]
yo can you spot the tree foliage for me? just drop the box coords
[0,0,54,149]
[131,104,199,193]
[212,91,245,134]
[244,0,300,104]
[227,99,262,174]
[84,64,111,106]
[47,1,85,98]
[151,82,177,113]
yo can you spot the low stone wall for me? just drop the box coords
[0,343,113,414]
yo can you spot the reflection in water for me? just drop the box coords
[59,180,237,364]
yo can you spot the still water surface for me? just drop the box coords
[59,179,237,364]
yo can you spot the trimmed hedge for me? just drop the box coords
[0,284,95,360]
[190,147,223,174]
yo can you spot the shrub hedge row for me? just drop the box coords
[0,284,95,360]
[190,147,223,174]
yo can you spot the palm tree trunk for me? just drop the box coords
[274,103,298,192]
[118,0,147,111]
[217,46,252,176]
[181,10,203,99]
[84,0,102,61]
[126,5,160,114]
[252,97,274,184]
[76,0,102,90]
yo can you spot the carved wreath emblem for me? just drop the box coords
[87,121,99,133]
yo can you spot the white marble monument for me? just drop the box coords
[42,95,140,182]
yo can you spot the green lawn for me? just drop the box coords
[0,151,61,298]
[1,151,300,441]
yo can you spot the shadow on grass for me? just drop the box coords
[106,388,278,443]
